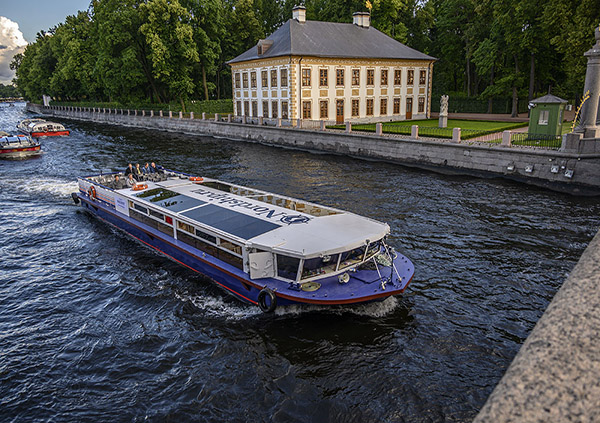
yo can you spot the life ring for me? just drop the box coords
[88,185,96,200]
[132,183,148,191]
[257,288,277,313]
[189,176,203,182]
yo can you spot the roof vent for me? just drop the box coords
[353,12,370,28]
[293,5,306,23]
[257,39,273,55]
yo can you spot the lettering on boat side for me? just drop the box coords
[192,188,313,223]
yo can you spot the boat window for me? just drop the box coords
[339,245,367,270]
[149,209,164,220]
[196,229,217,244]
[277,255,300,281]
[133,203,148,214]
[178,221,194,233]
[219,239,243,256]
[201,181,233,193]
[365,240,382,260]
[177,230,243,270]
[301,254,340,280]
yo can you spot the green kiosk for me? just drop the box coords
[528,94,568,137]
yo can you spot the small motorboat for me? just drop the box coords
[17,118,69,137]
[0,132,41,158]
[74,168,415,312]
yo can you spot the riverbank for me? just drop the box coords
[26,103,600,195]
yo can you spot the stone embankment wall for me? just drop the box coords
[27,103,600,195]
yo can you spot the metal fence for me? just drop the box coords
[510,132,562,149]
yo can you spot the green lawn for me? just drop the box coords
[327,119,528,139]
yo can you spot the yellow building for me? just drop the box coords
[228,6,435,124]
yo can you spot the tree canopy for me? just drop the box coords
[10,0,599,107]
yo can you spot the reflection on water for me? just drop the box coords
[1,103,599,422]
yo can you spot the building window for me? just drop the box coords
[252,101,258,117]
[271,69,278,88]
[394,69,402,85]
[366,98,374,116]
[242,72,248,89]
[302,68,311,87]
[393,98,400,114]
[538,110,549,125]
[282,101,288,119]
[281,69,288,87]
[418,97,425,113]
[320,100,328,119]
[336,69,344,86]
[272,100,278,118]
[367,69,374,86]
[263,100,269,118]
[243,101,249,116]
[381,69,388,86]
[419,70,426,85]
[351,99,359,117]
[319,69,328,87]
[380,98,388,115]
[235,73,241,89]
[236,101,242,116]
[302,101,311,119]
[251,71,257,88]
[352,69,360,86]
[261,70,268,88]
[407,70,414,85]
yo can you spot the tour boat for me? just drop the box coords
[17,118,69,137]
[0,132,41,158]
[73,168,414,312]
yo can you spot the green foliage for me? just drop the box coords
[0,84,20,98]
[10,0,598,107]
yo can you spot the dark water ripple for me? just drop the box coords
[1,103,599,422]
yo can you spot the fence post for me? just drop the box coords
[134,110,137,116]
[150,110,154,117]
[321,120,326,131]
[259,117,264,125]
[376,122,382,136]
[277,118,282,127]
[215,113,219,122]
[179,111,183,119]
[501,130,512,147]
[242,115,246,124]
[202,112,206,120]
[346,121,352,133]
[190,112,194,119]
[452,127,461,142]
[411,125,419,139]
[142,110,145,116]
[228,114,232,123]
[168,110,172,118]
[296,118,301,128]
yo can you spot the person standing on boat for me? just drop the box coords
[134,163,143,181]
[126,173,136,188]
[113,174,125,189]
[124,163,134,177]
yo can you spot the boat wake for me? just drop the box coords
[0,177,78,200]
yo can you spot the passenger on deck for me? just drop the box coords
[126,173,136,188]
[124,163,134,177]
[134,163,143,180]
[143,162,151,174]
[113,174,125,190]
[150,162,162,174]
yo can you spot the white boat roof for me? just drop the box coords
[117,176,389,258]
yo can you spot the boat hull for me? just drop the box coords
[0,145,41,158]
[29,130,70,137]
[76,189,414,309]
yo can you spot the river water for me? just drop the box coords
[1,102,598,422]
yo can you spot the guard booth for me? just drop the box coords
[528,94,567,137]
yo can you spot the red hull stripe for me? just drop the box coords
[0,147,41,153]
[31,131,70,137]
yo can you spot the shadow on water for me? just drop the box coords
[1,103,599,422]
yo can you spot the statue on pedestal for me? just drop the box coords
[439,95,449,128]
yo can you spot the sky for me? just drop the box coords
[0,0,91,85]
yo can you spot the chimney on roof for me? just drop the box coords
[293,5,306,23]
[257,39,273,55]
[353,12,370,28]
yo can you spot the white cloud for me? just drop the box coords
[0,16,28,85]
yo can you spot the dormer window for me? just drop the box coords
[257,39,273,55]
